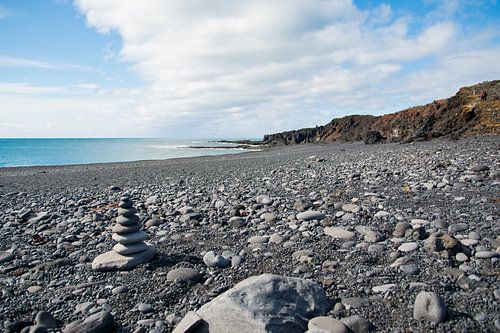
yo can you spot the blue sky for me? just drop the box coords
[0,0,499,138]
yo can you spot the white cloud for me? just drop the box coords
[4,0,498,138]
[0,55,93,71]
[0,83,143,137]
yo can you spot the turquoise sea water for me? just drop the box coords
[0,138,255,167]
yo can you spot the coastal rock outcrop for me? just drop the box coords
[263,80,500,145]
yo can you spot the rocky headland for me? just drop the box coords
[262,80,500,145]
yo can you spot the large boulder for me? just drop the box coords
[174,274,330,333]
[63,311,114,333]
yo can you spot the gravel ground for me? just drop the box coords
[0,137,499,332]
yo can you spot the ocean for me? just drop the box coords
[0,138,256,167]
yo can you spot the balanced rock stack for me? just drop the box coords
[92,196,156,271]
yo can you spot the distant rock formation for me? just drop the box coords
[263,80,500,145]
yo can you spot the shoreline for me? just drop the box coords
[0,136,495,172]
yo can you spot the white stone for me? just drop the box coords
[413,291,446,323]
[91,246,156,271]
[411,219,430,226]
[398,242,419,253]
[324,227,355,240]
[308,316,348,333]
[113,242,149,255]
[374,211,390,218]
[296,211,325,221]
[372,284,396,293]
[112,230,148,244]
[341,204,360,213]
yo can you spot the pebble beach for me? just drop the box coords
[0,137,499,333]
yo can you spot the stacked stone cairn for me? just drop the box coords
[92,196,156,271]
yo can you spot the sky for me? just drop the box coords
[0,0,499,138]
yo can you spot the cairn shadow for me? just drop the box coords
[146,252,202,270]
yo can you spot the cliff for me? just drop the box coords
[263,80,500,145]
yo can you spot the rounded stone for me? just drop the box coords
[324,227,355,240]
[145,218,162,228]
[203,251,230,268]
[117,207,137,217]
[398,242,419,253]
[138,303,153,314]
[116,215,140,226]
[248,236,268,244]
[400,264,420,275]
[119,200,133,208]
[0,251,14,264]
[92,246,156,272]
[166,268,202,283]
[112,286,129,295]
[255,194,272,205]
[308,316,348,333]
[27,286,43,293]
[112,222,142,234]
[35,311,57,328]
[393,222,411,237]
[475,251,498,259]
[112,230,148,244]
[341,204,360,213]
[113,242,149,255]
[413,291,447,323]
[296,211,325,221]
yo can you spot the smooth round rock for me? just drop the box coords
[119,200,133,208]
[400,264,420,275]
[296,211,325,221]
[324,227,355,240]
[248,236,268,244]
[166,268,202,283]
[35,311,57,328]
[308,316,348,333]
[27,286,43,293]
[113,242,149,255]
[393,222,411,237]
[117,207,137,217]
[0,251,14,264]
[398,242,419,253]
[255,195,272,205]
[112,230,148,244]
[341,204,360,213]
[374,211,390,219]
[92,246,156,272]
[112,286,128,295]
[145,218,162,228]
[475,251,498,259]
[460,239,479,246]
[372,284,396,293]
[138,303,153,314]
[116,215,140,226]
[413,291,447,323]
[341,315,374,332]
[455,253,468,262]
[203,251,230,268]
[112,222,142,234]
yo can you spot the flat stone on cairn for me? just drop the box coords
[92,196,156,271]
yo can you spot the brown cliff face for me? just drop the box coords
[263,80,500,145]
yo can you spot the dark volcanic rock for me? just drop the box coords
[263,80,500,145]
